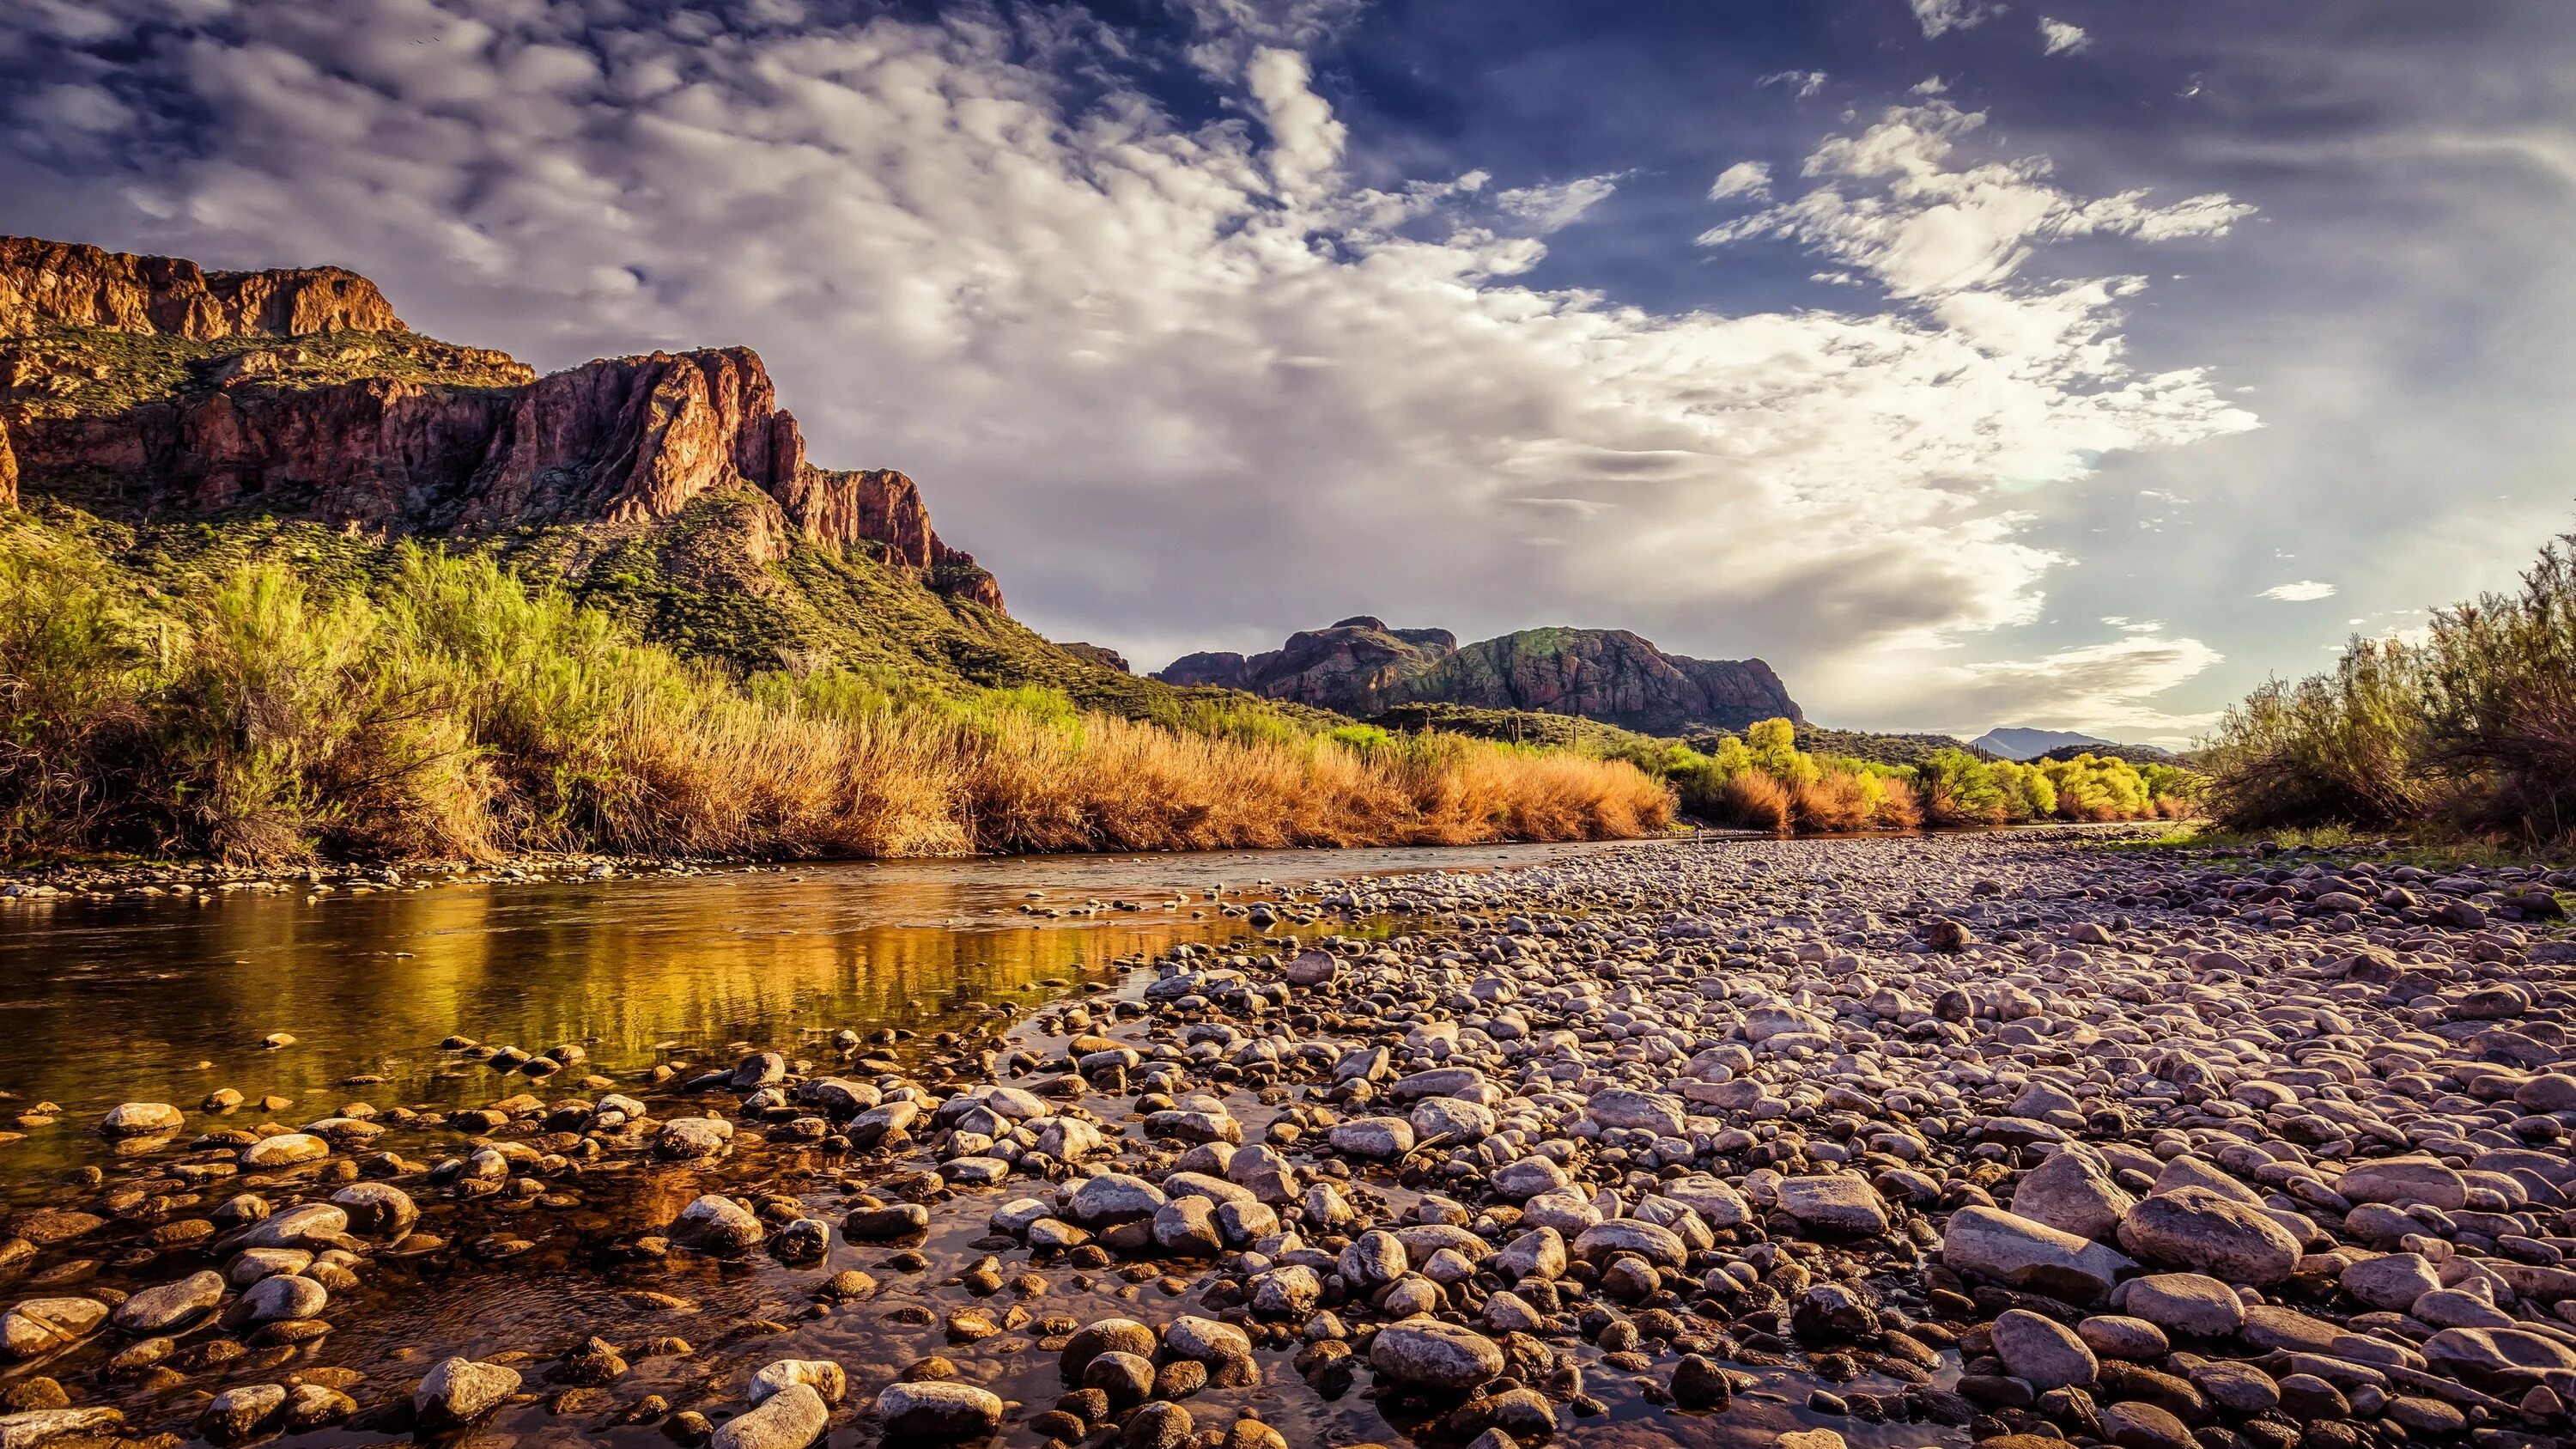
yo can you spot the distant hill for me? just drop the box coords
[1973,727,2178,763]
[1159,617,1800,734]
[1790,727,1988,768]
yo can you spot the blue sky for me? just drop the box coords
[6,0,2573,742]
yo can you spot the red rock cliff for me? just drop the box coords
[2,237,1002,611]
[0,235,402,339]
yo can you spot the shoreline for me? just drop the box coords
[0,830,2570,1449]
[0,820,2230,910]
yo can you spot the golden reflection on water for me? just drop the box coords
[0,867,1273,1174]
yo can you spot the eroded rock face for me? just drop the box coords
[0,236,402,340]
[1157,617,1798,733]
[1,235,1003,612]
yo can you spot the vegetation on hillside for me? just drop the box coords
[0,515,1671,864]
[2203,526,2576,844]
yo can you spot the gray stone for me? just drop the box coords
[1992,1308,2097,1390]
[414,1357,521,1428]
[670,1195,764,1254]
[1777,1174,1889,1234]
[714,1383,827,1449]
[1369,1321,1505,1391]
[1941,1205,2133,1302]
[2119,1272,2245,1337]
[111,1271,224,1334]
[2117,1187,2301,1285]
[2012,1150,2136,1242]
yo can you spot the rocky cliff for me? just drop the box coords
[0,236,1001,611]
[1161,616,1457,707]
[0,236,401,340]
[1158,617,1798,734]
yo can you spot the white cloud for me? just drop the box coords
[2038,17,2091,55]
[1496,174,1619,230]
[1247,47,1346,199]
[1698,100,2257,298]
[0,0,2262,728]
[1708,161,1772,201]
[1911,0,2003,40]
[1824,629,2226,741]
[1759,70,1827,100]
[2259,581,2337,601]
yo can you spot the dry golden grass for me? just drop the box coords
[0,536,1671,864]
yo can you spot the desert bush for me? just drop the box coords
[2204,528,2576,842]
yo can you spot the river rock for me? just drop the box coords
[1327,1117,1415,1159]
[414,1357,521,1428]
[330,1183,418,1236]
[714,1383,827,1449]
[1942,1206,2133,1302]
[112,1271,224,1333]
[198,1384,286,1444]
[2341,1251,2441,1312]
[227,1273,325,1327]
[1778,1174,1888,1234]
[1067,1173,1168,1225]
[1585,1087,1687,1135]
[239,1133,330,1168]
[1992,1309,2097,1389]
[0,1408,124,1447]
[0,1300,104,1360]
[1369,1321,1504,1391]
[100,1103,183,1137]
[2011,1150,2136,1242]
[2117,1272,2245,1337]
[238,1202,348,1250]
[1060,1319,1157,1380]
[2117,1188,2301,1285]
[2335,1156,2469,1211]
[876,1371,994,1433]
[670,1195,765,1255]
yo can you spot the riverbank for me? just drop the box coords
[1,829,2572,1449]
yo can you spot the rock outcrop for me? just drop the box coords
[1162,617,1455,708]
[0,236,400,340]
[1057,642,1132,674]
[1158,618,1797,734]
[0,236,1000,611]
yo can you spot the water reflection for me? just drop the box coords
[0,843,1619,1178]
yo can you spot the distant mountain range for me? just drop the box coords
[1970,727,2178,762]
[1158,617,1801,734]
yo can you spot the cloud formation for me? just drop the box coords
[1911,0,2002,40]
[1699,100,2256,298]
[1708,161,1772,201]
[2038,18,2090,56]
[0,0,2258,736]
[2259,581,2338,602]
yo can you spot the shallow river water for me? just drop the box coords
[0,839,1923,1449]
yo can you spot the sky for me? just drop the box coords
[4,0,2573,745]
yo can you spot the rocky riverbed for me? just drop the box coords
[2,829,2573,1449]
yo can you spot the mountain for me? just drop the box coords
[0,235,1002,609]
[1,236,1303,714]
[1159,616,1800,734]
[1971,727,2177,762]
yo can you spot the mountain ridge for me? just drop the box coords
[1159,615,1800,734]
[1971,726,2178,762]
